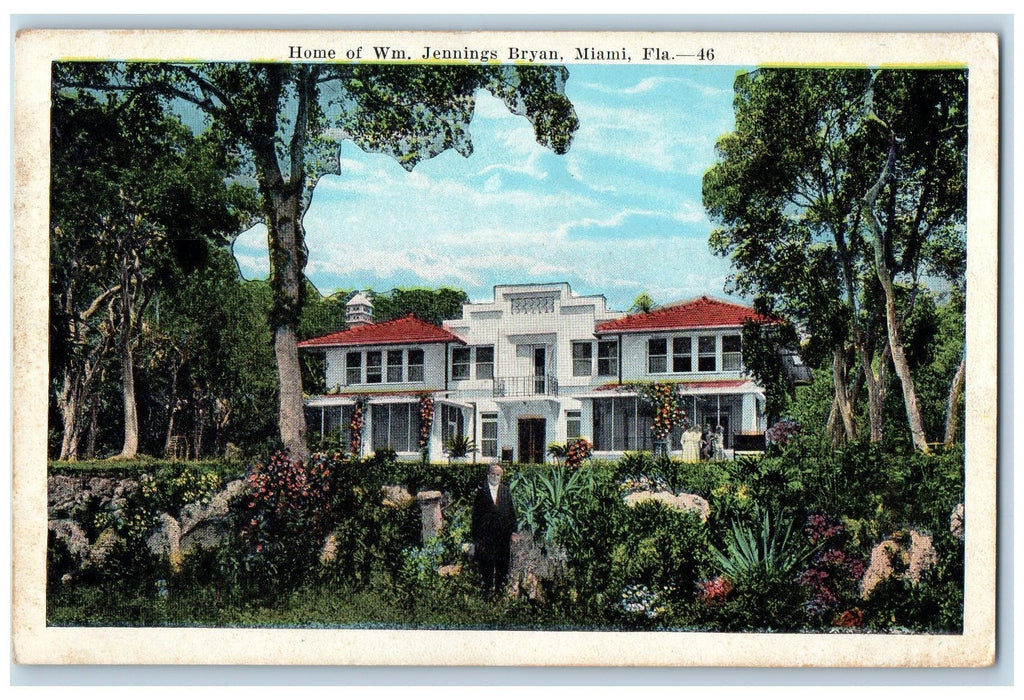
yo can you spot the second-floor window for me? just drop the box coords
[648,338,668,373]
[387,350,404,383]
[452,347,471,380]
[346,352,362,385]
[366,351,383,383]
[698,336,716,372]
[722,334,742,370]
[597,340,618,377]
[673,337,692,372]
[572,341,592,376]
[407,349,425,382]
[476,346,494,380]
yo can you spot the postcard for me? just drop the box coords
[12,29,998,666]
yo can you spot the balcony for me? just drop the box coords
[493,374,559,398]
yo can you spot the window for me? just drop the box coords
[597,340,618,377]
[673,337,693,373]
[481,412,498,458]
[407,348,425,382]
[572,341,593,376]
[566,410,582,440]
[722,335,742,371]
[371,403,415,452]
[452,347,471,380]
[592,397,654,452]
[648,338,668,373]
[366,351,382,383]
[346,352,362,385]
[441,403,465,447]
[698,336,717,372]
[387,350,404,383]
[475,346,494,380]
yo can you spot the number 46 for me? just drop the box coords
[698,48,715,61]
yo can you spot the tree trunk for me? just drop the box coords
[275,325,307,457]
[84,393,100,459]
[164,355,183,456]
[118,341,139,458]
[831,347,857,442]
[58,374,85,461]
[863,135,930,453]
[944,352,966,447]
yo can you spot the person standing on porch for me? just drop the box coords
[472,464,520,599]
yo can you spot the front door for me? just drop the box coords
[518,418,546,464]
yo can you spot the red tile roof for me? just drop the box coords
[595,296,776,335]
[297,313,465,349]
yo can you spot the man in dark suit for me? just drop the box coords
[471,464,519,599]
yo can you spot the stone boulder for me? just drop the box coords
[859,529,939,599]
[950,503,965,540]
[623,489,711,522]
[48,518,91,567]
[507,529,567,603]
[416,490,443,543]
[381,484,414,509]
[178,479,246,555]
[145,513,183,572]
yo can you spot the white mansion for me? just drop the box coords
[299,283,780,463]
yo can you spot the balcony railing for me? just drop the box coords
[493,374,559,398]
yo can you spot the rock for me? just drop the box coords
[320,532,339,565]
[48,519,91,564]
[145,514,183,573]
[950,503,965,540]
[88,528,123,568]
[437,564,462,577]
[416,490,443,543]
[382,484,414,509]
[623,489,711,522]
[860,528,939,599]
[178,479,245,555]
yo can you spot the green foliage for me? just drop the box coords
[445,434,476,460]
[709,510,821,586]
[371,287,470,326]
[510,465,595,549]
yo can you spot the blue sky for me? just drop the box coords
[232,64,749,312]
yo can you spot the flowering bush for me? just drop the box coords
[618,472,671,496]
[797,513,866,619]
[620,583,672,619]
[635,382,687,441]
[236,451,336,593]
[349,398,366,455]
[565,437,592,468]
[766,419,802,448]
[698,575,734,605]
[417,394,434,451]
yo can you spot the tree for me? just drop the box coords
[49,85,248,458]
[703,68,966,451]
[371,286,469,326]
[630,293,656,314]
[55,63,579,459]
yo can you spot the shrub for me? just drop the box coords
[222,451,336,600]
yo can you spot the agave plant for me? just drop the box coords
[708,510,822,585]
[445,434,476,461]
[510,465,595,549]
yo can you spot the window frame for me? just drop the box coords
[346,351,362,385]
[572,341,593,377]
[597,339,618,377]
[366,351,383,384]
[475,345,495,380]
[451,347,471,380]
[407,348,425,382]
[647,337,668,374]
